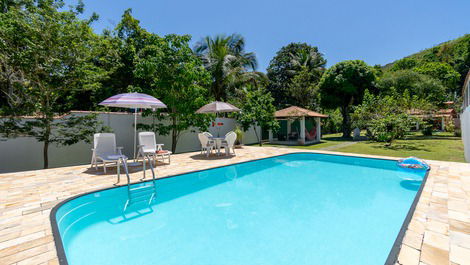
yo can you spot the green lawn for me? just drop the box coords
[336,132,465,162]
[263,132,465,162]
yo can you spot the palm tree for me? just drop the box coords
[194,34,266,100]
[285,49,326,110]
[288,49,325,79]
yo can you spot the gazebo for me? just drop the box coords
[409,102,459,131]
[269,106,328,145]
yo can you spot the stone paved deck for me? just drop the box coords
[0,146,469,265]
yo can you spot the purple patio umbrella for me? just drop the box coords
[100,93,167,161]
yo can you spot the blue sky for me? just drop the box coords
[70,0,470,71]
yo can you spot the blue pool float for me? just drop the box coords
[397,157,429,170]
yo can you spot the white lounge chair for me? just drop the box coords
[137,132,172,165]
[221,131,237,156]
[198,133,216,157]
[91,133,127,174]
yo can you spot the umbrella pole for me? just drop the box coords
[133,109,137,161]
[216,113,220,137]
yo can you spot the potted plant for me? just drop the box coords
[234,126,244,148]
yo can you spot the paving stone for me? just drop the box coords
[0,147,470,264]
[423,230,450,251]
[420,243,450,265]
[449,244,470,265]
[426,220,449,235]
[450,231,470,249]
[404,229,424,250]
[398,245,421,265]
[449,219,470,235]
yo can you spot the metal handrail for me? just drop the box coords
[124,154,157,211]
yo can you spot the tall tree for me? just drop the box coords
[285,49,325,109]
[388,58,460,97]
[237,85,279,146]
[134,34,212,153]
[413,62,460,95]
[194,34,264,101]
[90,9,151,107]
[287,67,320,109]
[267,43,326,107]
[387,34,470,92]
[318,60,376,138]
[378,70,447,104]
[389,57,420,71]
[0,0,105,168]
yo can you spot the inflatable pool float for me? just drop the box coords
[397,157,429,170]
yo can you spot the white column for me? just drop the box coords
[316,117,321,142]
[441,117,445,131]
[300,117,305,145]
[268,129,273,142]
[287,119,292,134]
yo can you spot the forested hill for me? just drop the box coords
[383,34,470,87]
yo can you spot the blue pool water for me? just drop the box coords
[54,153,427,265]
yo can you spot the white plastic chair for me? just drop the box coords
[198,133,215,157]
[91,133,127,174]
[221,131,237,156]
[137,132,172,165]
[203,132,213,138]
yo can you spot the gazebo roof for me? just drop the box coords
[274,106,328,118]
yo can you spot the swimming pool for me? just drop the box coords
[52,153,428,265]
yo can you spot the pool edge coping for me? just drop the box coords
[384,164,430,264]
[49,151,429,265]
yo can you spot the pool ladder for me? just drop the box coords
[123,154,157,211]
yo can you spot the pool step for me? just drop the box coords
[129,184,155,192]
[124,154,157,211]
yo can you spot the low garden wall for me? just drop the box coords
[0,111,261,173]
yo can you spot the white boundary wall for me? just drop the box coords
[0,112,261,173]
[461,72,470,162]
[461,107,470,162]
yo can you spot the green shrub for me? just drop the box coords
[323,108,343,134]
[368,113,413,145]
[445,120,455,133]
[421,121,433,136]
[234,126,244,145]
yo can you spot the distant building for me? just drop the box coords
[409,104,459,131]
[460,70,470,162]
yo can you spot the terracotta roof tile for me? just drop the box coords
[274,106,328,118]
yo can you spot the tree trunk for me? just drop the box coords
[253,125,261,146]
[43,140,49,169]
[171,116,177,153]
[43,121,51,169]
[341,106,352,138]
[171,133,177,153]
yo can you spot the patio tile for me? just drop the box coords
[450,231,470,249]
[449,211,470,223]
[0,236,53,259]
[398,245,421,265]
[0,146,469,264]
[0,244,49,265]
[449,244,470,265]
[420,243,449,265]
[426,220,449,235]
[404,229,424,250]
[423,231,449,251]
